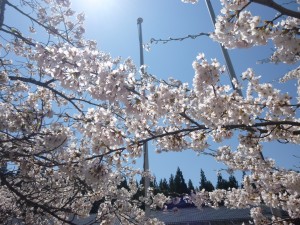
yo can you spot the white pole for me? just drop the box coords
[137,17,150,217]
[205,0,243,97]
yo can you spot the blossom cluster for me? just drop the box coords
[211,0,300,64]
[0,0,299,224]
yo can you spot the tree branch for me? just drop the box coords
[0,171,77,225]
[8,76,84,114]
[6,0,73,45]
[143,120,300,144]
[149,32,209,45]
[251,0,300,19]
[1,26,35,46]
[0,0,6,29]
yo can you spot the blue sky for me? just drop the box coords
[69,0,300,186]
[5,0,300,187]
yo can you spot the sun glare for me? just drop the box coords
[77,0,115,13]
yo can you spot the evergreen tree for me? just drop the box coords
[150,176,159,195]
[169,174,175,194]
[204,180,215,192]
[187,179,195,193]
[216,173,229,190]
[199,169,207,190]
[133,177,147,204]
[199,169,215,192]
[241,171,246,188]
[159,178,169,196]
[139,176,144,186]
[118,177,129,190]
[132,180,143,201]
[216,173,239,190]
[228,174,239,189]
[174,167,188,194]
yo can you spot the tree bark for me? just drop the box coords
[0,0,6,29]
[251,0,300,19]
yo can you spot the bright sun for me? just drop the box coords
[78,0,115,13]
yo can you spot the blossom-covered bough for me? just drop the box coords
[0,0,299,224]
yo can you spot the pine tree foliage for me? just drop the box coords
[158,178,169,196]
[199,169,215,192]
[169,174,175,194]
[216,173,239,190]
[228,174,239,189]
[187,179,195,193]
[174,167,189,195]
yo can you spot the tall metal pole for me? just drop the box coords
[205,0,243,97]
[137,17,150,217]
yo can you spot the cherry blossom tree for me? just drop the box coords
[0,0,299,224]
[0,0,166,224]
[183,0,300,224]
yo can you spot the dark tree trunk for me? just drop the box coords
[0,0,6,29]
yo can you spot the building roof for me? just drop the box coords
[70,207,252,225]
[67,205,283,225]
[150,207,252,225]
